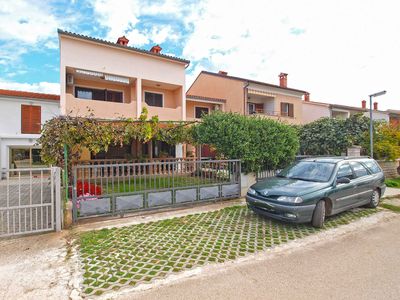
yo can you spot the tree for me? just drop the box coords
[191,111,299,172]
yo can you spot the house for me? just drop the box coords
[303,99,390,124]
[58,30,190,161]
[0,89,60,171]
[388,110,400,126]
[186,71,307,124]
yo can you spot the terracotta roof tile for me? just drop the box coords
[0,89,60,101]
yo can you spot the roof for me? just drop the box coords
[0,89,60,101]
[186,94,226,103]
[58,29,190,65]
[331,103,366,112]
[200,71,307,94]
[301,156,371,163]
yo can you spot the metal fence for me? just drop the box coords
[72,159,241,221]
[256,169,281,181]
[0,167,62,238]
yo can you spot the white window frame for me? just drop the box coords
[143,90,164,108]
[194,105,210,119]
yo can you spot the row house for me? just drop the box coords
[303,98,391,124]
[58,30,190,161]
[186,71,307,125]
[0,89,60,171]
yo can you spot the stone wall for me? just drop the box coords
[377,160,399,179]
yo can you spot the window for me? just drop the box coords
[248,103,256,114]
[21,105,41,134]
[144,92,163,107]
[278,161,335,182]
[337,164,354,180]
[364,160,381,174]
[195,107,209,118]
[350,162,369,178]
[280,102,294,117]
[10,148,44,169]
[75,87,123,103]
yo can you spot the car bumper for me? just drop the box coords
[246,194,316,223]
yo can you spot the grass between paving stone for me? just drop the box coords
[380,203,400,213]
[78,206,378,297]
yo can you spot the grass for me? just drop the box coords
[380,203,400,213]
[385,177,400,188]
[102,175,221,194]
[78,205,378,297]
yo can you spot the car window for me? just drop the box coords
[278,161,335,182]
[350,162,369,178]
[337,164,354,180]
[364,160,381,174]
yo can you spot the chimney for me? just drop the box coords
[361,100,367,109]
[150,45,162,54]
[116,36,129,46]
[304,92,310,102]
[279,72,288,88]
[373,102,378,111]
[218,70,228,76]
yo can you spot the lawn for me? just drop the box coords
[385,177,400,188]
[102,175,221,194]
[78,206,378,297]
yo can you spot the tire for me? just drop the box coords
[367,189,380,208]
[312,200,326,228]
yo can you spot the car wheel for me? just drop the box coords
[367,189,380,208]
[311,200,325,228]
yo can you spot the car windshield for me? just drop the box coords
[278,161,335,182]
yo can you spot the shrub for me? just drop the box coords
[299,114,370,155]
[191,111,299,172]
[364,123,400,161]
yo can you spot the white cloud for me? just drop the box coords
[0,0,59,44]
[0,79,60,95]
[182,0,400,110]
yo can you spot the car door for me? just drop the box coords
[349,161,373,205]
[331,163,358,212]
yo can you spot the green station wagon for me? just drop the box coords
[246,157,386,227]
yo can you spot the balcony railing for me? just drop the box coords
[248,110,293,118]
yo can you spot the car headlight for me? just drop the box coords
[276,196,303,203]
[248,188,256,195]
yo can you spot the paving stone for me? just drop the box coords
[78,206,378,297]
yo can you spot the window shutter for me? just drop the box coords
[280,102,285,116]
[21,105,41,134]
[288,104,294,117]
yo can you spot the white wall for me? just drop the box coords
[0,96,60,170]
[363,111,390,122]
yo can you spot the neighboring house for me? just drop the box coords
[0,89,60,171]
[388,110,400,126]
[58,29,190,160]
[303,99,390,124]
[186,71,307,124]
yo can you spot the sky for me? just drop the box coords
[0,0,399,110]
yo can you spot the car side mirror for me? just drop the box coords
[336,177,351,184]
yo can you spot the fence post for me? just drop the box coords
[53,167,62,231]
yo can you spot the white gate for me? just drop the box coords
[0,167,62,238]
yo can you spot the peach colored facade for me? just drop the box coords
[302,101,331,124]
[59,30,188,121]
[186,72,306,125]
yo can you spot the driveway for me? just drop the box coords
[120,212,400,300]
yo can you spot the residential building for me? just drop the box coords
[388,110,400,126]
[303,99,390,124]
[186,71,307,124]
[58,30,190,161]
[0,89,60,171]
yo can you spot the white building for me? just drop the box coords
[0,89,60,171]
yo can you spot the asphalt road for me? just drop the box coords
[126,213,400,300]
